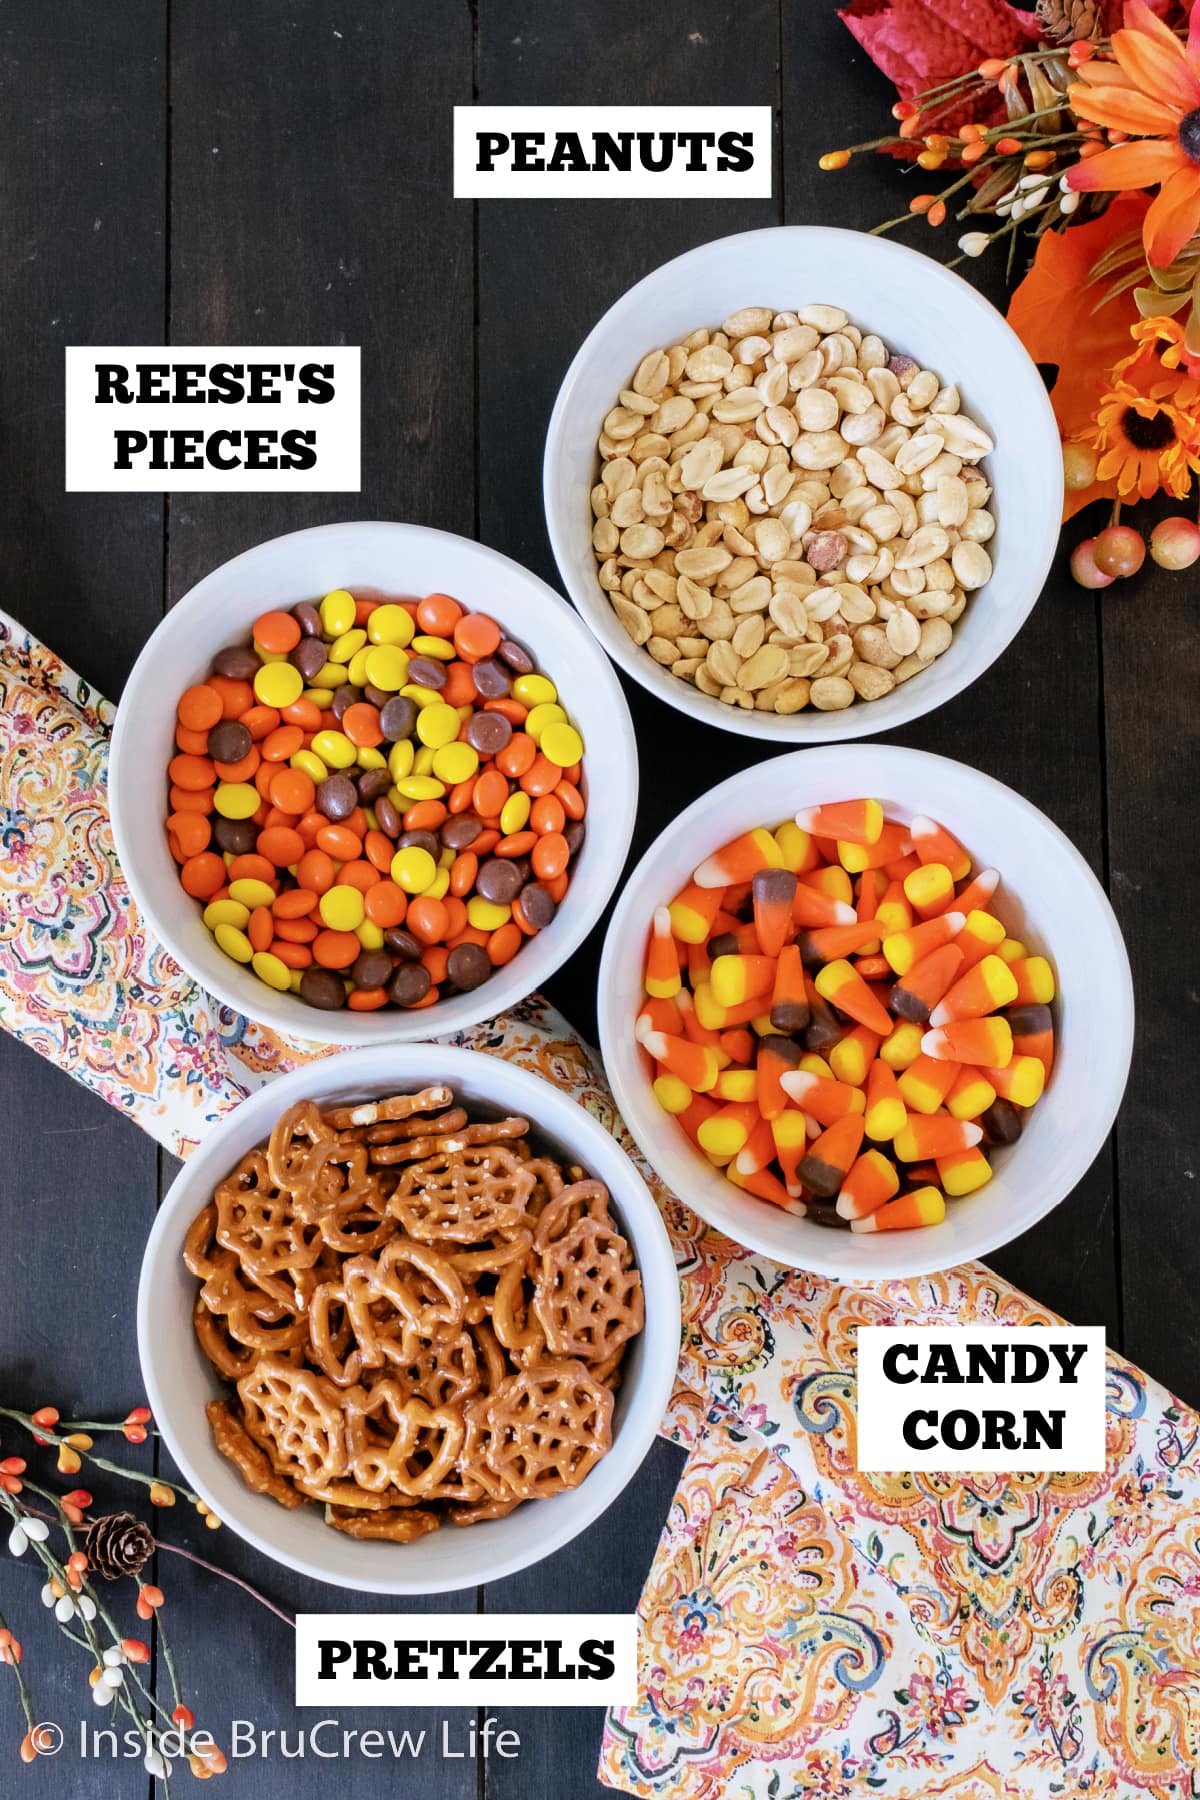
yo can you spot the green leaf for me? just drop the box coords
[1134,286,1191,318]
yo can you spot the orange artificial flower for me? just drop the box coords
[1066,0,1200,267]
[1082,344,1200,497]
[1122,310,1200,375]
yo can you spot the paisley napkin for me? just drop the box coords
[2,609,1198,1800]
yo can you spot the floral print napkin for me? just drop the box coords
[2,608,1198,1800]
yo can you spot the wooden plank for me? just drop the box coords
[0,2,164,1788]
[1103,569,1200,1399]
[782,2,1119,1335]
[161,5,478,1793]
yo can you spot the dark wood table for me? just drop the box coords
[2,4,1196,1794]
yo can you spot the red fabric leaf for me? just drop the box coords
[838,0,1040,103]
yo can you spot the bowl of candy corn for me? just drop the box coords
[110,522,638,1043]
[597,745,1132,1277]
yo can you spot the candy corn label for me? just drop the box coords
[856,1327,1106,1472]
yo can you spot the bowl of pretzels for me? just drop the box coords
[137,1045,679,1593]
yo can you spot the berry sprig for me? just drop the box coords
[1,1405,206,1514]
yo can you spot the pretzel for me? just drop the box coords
[188,1084,642,1544]
[533,1215,645,1363]
[389,1143,535,1243]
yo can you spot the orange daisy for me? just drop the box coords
[1120,310,1200,377]
[1066,0,1200,268]
[1082,347,1200,497]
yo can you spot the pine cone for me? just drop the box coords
[1035,0,1110,40]
[83,1512,155,1581]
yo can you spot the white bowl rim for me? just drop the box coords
[597,742,1134,1278]
[109,519,639,1046]
[136,1043,681,1593]
[543,223,1062,743]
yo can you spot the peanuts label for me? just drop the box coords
[856,1326,1107,1472]
[453,106,772,198]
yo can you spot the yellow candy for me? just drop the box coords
[416,702,461,749]
[252,646,288,664]
[309,662,350,690]
[499,790,531,835]
[364,645,409,692]
[387,740,415,783]
[251,951,292,992]
[319,588,357,636]
[228,878,276,910]
[438,845,455,869]
[328,627,366,664]
[540,721,584,768]
[214,922,253,963]
[356,920,385,950]
[773,821,813,871]
[347,646,373,687]
[203,899,249,931]
[311,729,357,770]
[253,662,303,709]
[421,867,450,900]
[356,745,387,771]
[319,886,365,932]
[391,846,437,893]
[513,673,557,707]
[213,782,260,820]
[653,1073,693,1115]
[412,745,436,776]
[290,749,328,784]
[410,634,455,659]
[394,774,445,801]
[401,683,443,709]
[366,603,415,647]
[302,687,335,710]
[431,741,478,785]
[289,970,304,995]
[525,702,566,743]
[467,895,511,931]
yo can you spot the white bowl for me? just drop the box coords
[544,226,1061,743]
[110,522,638,1044]
[137,1044,680,1593]
[597,744,1132,1279]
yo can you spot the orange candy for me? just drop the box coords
[180,853,225,899]
[342,703,383,748]
[253,610,301,654]
[269,767,315,815]
[296,849,335,895]
[256,826,306,868]
[453,611,501,661]
[363,881,407,928]
[311,929,361,970]
[416,592,463,636]
[177,685,223,732]
[409,897,450,945]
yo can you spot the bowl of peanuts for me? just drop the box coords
[544,227,1061,739]
[109,521,638,1044]
[138,1043,680,1591]
[597,743,1132,1279]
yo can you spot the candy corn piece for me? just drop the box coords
[903,861,955,919]
[645,907,682,999]
[694,828,782,888]
[769,944,809,1033]
[711,953,777,1009]
[894,1115,983,1161]
[714,1067,757,1103]
[803,980,843,1051]
[851,1185,946,1233]
[668,879,725,945]
[814,959,893,1035]
[1008,956,1056,1005]
[837,819,913,874]
[889,944,965,1022]
[880,1019,924,1070]
[796,921,880,964]
[778,1068,866,1126]
[922,1017,1013,1068]
[898,1052,958,1115]
[854,954,892,981]
[727,1162,806,1214]
[909,815,971,881]
[856,869,885,922]
[771,1110,810,1194]
[982,1053,1045,1106]
[756,1035,802,1121]
[936,1145,992,1197]
[801,864,854,906]
[829,1023,881,1088]
[874,879,913,937]
[864,1058,907,1140]
[638,1028,721,1093]
[929,954,1019,1026]
[652,1071,693,1114]
[953,909,1007,970]
[697,1100,760,1159]
[694,983,767,1032]
[795,798,883,847]
[773,820,821,873]
[638,995,683,1037]
[882,911,965,977]
[1007,1003,1054,1073]
[954,867,1000,915]
[791,884,856,929]
[836,1149,900,1220]
[997,937,1028,964]
[797,1114,865,1198]
[734,1116,776,1175]
[746,868,794,958]
[981,1097,1022,1144]
[676,1093,719,1143]
[676,986,723,1049]
[945,1065,996,1120]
